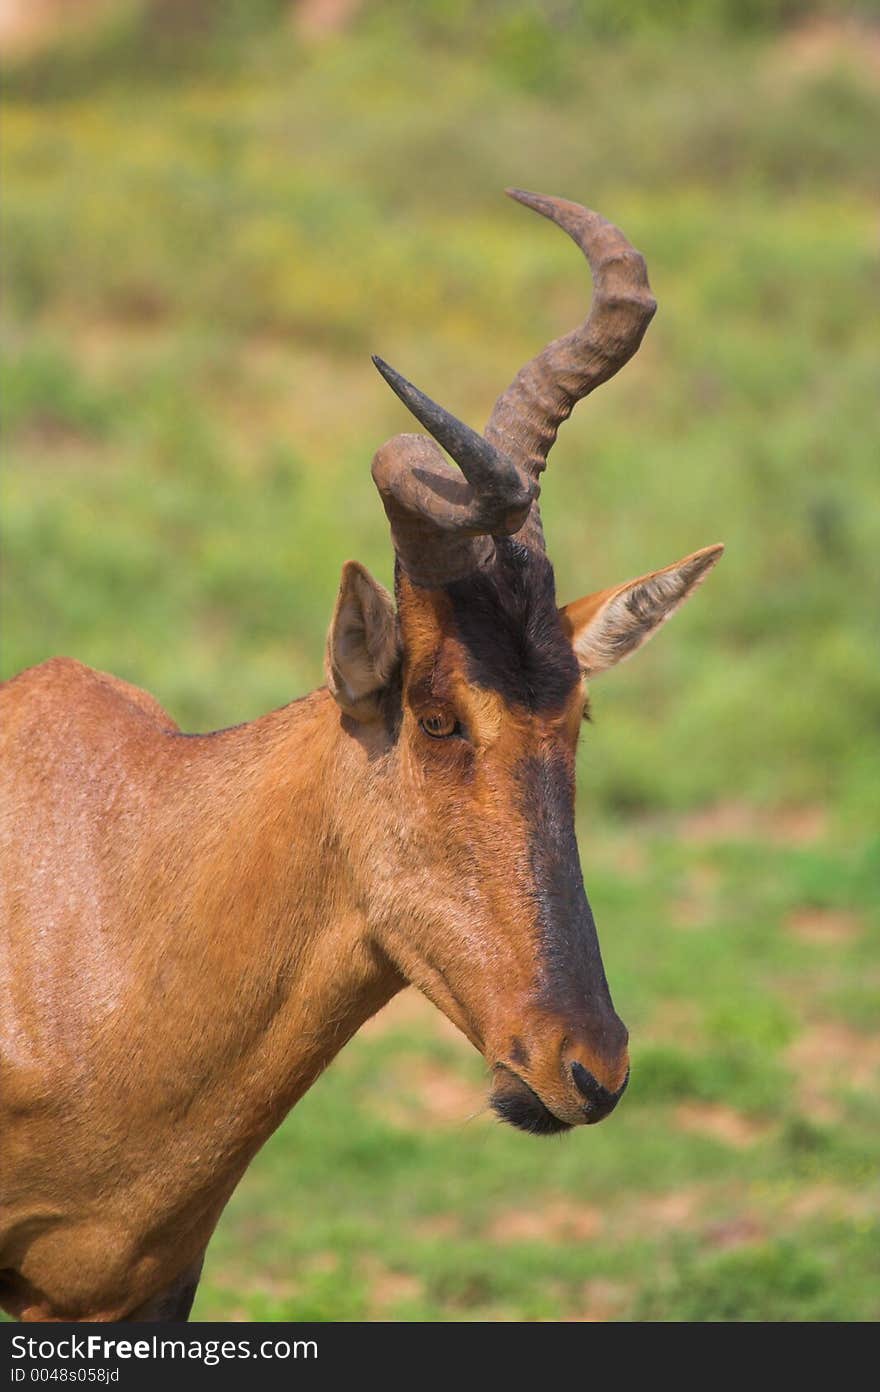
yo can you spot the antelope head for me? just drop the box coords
[325,191,723,1135]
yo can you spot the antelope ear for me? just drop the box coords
[559,544,724,678]
[326,561,399,720]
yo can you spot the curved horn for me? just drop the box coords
[486,190,657,549]
[370,357,536,587]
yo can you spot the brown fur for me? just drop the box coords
[1,187,725,1320]
[0,536,720,1320]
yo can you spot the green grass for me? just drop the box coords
[191,822,879,1322]
[2,2,879,1322]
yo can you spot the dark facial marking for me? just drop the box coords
[444,539,579,712]
[379,662,404,739]
[519,753,627,1063]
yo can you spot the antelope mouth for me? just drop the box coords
[489,1066,572,1137]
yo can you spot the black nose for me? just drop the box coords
[571,1061,629,1123]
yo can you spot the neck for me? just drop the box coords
[131,688,403,1172]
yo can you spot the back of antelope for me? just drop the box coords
[0,190,723,1322]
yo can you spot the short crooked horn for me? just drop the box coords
[370,357,536,587]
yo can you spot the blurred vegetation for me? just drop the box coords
[2,0,878,1322]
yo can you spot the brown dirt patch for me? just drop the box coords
[375,1057,488,1130]
[292,0,364,41]
[301,1250,339,1276]
[785,908,863,946]
[568,1279,632,1322]
[362,1259,422,1317]
[489,1184,713,1252]
[624,1186,705,1232]
[769,16,880,81]
[415,1063,487,1125]
[679,801,827,847]
[487,1199,603,1245]
[413,1213,463,1241]
[787,1021,880,1119]
[702,1215,766,1251]
[360,987,467,1048]
[674,1101,769,1149]
[781,1182,878,1225]
[0,0,116,57]
[671,863,722,929]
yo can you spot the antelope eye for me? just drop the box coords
[419,711,460,739]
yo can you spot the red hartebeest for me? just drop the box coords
[0,191,723,1322]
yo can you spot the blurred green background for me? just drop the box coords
[2,0,879,1321]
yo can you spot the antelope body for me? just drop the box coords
[0,191,722,1321]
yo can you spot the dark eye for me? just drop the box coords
[419,711,460,739]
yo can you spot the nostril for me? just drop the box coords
[571,1061,629,1122]
[570,1060,609,1106]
